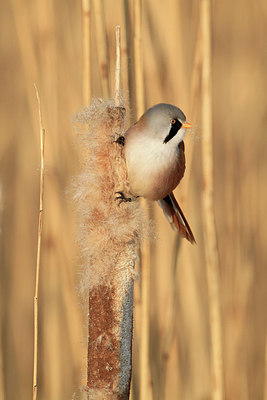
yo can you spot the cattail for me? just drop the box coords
[72,97,145,399]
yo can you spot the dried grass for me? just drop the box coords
[32,86,45,400]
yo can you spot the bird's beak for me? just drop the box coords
[182,122,192,129]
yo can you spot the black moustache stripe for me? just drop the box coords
[163,120,182,144]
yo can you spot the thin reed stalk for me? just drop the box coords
[159,238,181,400]
[264,334,267,400]
[82,0,91,105]
[133,1,152,399]
[0,297,4,400]
[11,0,39,130]
[133,0,145,119]
[176,19,203,214]
[200,1,224,399]
[189,21,203,124]
[33,86,45,400]
[93,0,110,98]
[122,0,132,115]
[139,237,151,400]
[114,25,121,106]
[0,184,4,398]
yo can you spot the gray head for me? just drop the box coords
[143,103,189,144]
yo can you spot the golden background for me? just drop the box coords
[0,0,266,399]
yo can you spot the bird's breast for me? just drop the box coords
[125,135,185,200]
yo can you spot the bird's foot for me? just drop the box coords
[114,136,125,146]
[115,191,133,206]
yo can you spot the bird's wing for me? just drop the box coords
[158,192,196,244]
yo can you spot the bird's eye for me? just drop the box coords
[170,119,176,125]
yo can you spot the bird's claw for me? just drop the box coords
[115,191,132,206]
[114,136,125,146]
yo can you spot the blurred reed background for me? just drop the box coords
[0,0,266,399]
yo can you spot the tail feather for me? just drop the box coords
[158,192,196,244]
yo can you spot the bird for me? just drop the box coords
[115,103,195,244]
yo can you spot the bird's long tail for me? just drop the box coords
[158,192,196,244]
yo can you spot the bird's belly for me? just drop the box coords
[126,145,185,201]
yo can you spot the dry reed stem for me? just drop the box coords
[129,381,133,400]
[264,333,267,400]
[114,26,121,107]
[133,0,145,119]
[11,0,39,128]
[121,1,132,115]
[139,234,151,400]
[181,18,203,197]
[160,239,181,400]
[133,1,153,399]
[0,356,3,400]
[82,0,91,105]
[201,1,224,399]
[93,0,110,98]
[189,21,203,125]
[33,85,45,400]
[0,184,4,398]
[0,257,4,400]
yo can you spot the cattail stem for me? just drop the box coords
[33,85,45,400]
[201,1,224,399]
[74,100,142,400]
[87,282,134,399]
